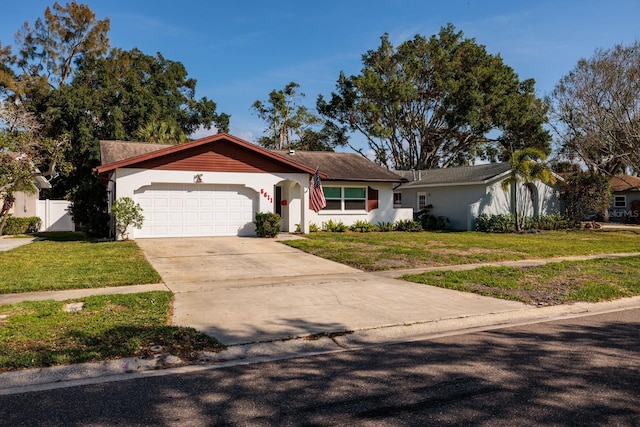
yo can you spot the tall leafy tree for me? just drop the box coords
[1,1,110,100]
[318,24,551,169]
[44,48,229,234]
[559,172,611,222]
[549,42,640,175]
[501,148,556,231]
[252,82,344,151]
[2,3,230,235]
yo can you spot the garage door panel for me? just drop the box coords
[134,184,257,238]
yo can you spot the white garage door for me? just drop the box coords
[134,184,257,238]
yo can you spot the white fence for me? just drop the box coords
[36,200,75,232]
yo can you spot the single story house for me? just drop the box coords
[609,174,640,223]
[395,163,562,230]
[96,133,413,239]
[3,175,50,219]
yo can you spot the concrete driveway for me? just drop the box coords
[136,236,525,345]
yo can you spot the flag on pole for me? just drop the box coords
[309,169,326,213]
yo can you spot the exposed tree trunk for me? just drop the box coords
[0,196,15,236]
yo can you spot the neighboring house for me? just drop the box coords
[609,174,640,223]
[95,133,413,239]
[6,175,50,219]
[3,177,74,232]
[395,163,562,230]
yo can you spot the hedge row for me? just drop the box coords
[1,216,42,235]
[475,214,579,233]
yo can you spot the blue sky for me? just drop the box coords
[2,0,639,148]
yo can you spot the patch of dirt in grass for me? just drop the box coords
[349,242,382,252]
[430,247,524,257]
[462,281,572,305]
[375,257,417,269]
[462,271,607,306]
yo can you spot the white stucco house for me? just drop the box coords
[395,163,563,230]
[95,133,413,239]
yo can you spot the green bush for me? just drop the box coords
[376,221,394,232]
[394,219,423,232]
[2,216,42,235]
[415,210,449,230]
[524,214,580,231]
[350,220,378,232]
[254,212,281,237]
[111,197,144,240]
[475,214,516,233]
[476,213,578,233]
[308,222,319,233]
[323,219,347,232]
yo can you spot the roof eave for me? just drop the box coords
[95,133,323,177]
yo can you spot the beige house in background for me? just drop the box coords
[2,175,50,218]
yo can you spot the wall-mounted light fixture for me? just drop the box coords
[194,173,203,183]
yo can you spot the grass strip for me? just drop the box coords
[401,256,640,305]
[0,234,161,294]
[0,291,224,371]
[284,230,640,271]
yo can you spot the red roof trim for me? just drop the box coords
[95,133,325,177]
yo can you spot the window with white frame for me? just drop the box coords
[417,192,427,210]
[393,192,402,207]
[614,195,626,208]
[322,186,367,211]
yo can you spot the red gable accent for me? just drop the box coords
[95,133,322,176]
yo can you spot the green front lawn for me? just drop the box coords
[284,230,640,271]
[402,256,640,305]
[0,292,224,371]
[0,233,161,294]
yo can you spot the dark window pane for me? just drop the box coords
[345,200,366,210]
[325,200,342,210]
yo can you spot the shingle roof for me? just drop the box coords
[272,150,406,182]
[98,137,405,182]
[399,163,512,188]
[100,140,172,165]
[610,174,640,192]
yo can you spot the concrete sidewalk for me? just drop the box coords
[0,237,36,252]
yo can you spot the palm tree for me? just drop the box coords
[501,148,556,231]
[134,120,188,144]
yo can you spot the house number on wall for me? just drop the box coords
[260,189,273,203]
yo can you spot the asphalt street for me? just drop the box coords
[1,308,638,426]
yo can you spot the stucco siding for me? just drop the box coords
[400,184,487,230]
[400,179,562,231]
[309,181,413,229]
[6,190,39,218]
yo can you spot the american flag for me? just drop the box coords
[309,169,326,213]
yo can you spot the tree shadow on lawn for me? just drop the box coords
[1,325,225,372]
[34,231,103,242]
